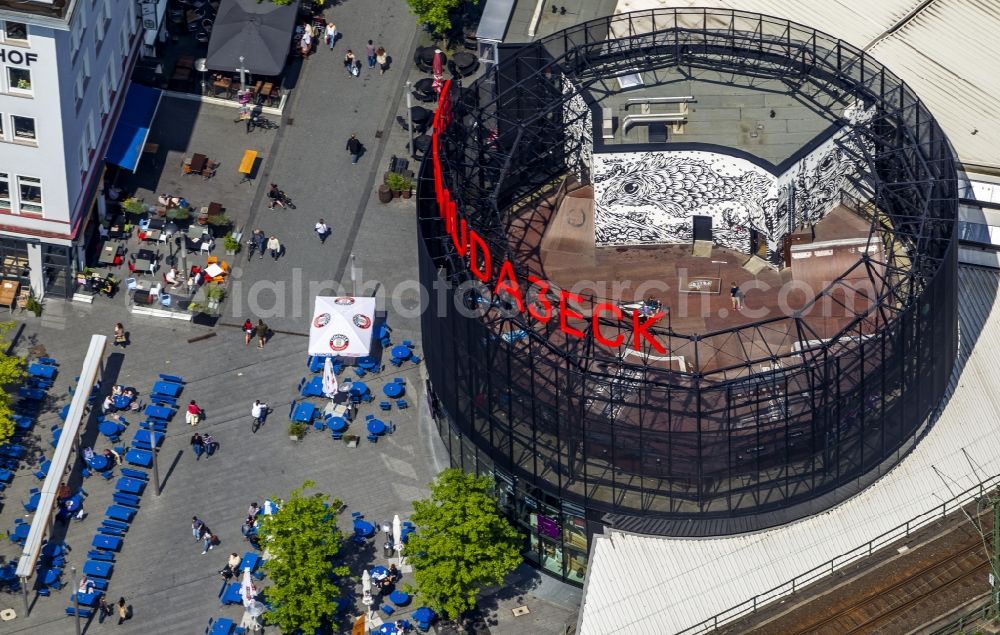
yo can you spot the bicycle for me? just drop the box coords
[247,113,279,133]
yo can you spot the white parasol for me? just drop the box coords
[392,515,403,561]
[322,357,338,397]
[241,567,257,607]
[245,600,266,617]
[362,568,371,596]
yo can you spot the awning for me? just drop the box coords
[104,83,162,173]
[205,0,299,77]
[308,296,376,358]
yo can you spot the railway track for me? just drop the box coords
[784,532,991,635]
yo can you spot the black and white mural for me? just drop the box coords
[562,75,593,182]
[592,103,874,256]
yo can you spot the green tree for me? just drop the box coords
[0,322,25,447]
[405,468,522,619]
[259,481,349,633]
[405,0,477,37]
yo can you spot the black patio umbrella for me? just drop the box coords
[205,0,300,77]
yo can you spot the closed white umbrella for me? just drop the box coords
[246,600,265,617]
[322,357,338,397]
[362,568,371,596]
[392,515,402,558]
[241,567,257,607]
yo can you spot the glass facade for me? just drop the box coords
[417,8,959,584]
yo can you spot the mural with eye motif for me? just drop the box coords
[591,103,875,259]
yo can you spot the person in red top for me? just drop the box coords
[186,400,202,426]
[243,319,254,346]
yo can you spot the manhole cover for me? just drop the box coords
[512,606,530,617]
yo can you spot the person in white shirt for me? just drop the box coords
[102,395,115,414]
[250,400,268,433]
[315,219,330,244]
[165,267,181,289]
[325,22,337,50]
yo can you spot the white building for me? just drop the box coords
[0,0,152,298]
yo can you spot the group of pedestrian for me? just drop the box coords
[96,595,130,624]
[249,228,282,260]
[344,40,389,76]
[192,516,219,555]
[190,432,218,459]
[242,319,270,348]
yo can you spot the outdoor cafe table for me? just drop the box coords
[292,402,315,423]
[371,565,388,581]
[145,404,173,420]
[97,244,117,265]
[391,345,412,361]
[74,591,100,607]
[221,581,243,605]
[65,495,83,512]
[12,523,29,540]
[357,355,379,370]
[209,617,235,635]
[28,362,55,379]
[367,419,386,435]
[133,429,164,448]
[117,477,145,494]
[24,492,40,511]
[99,420,123,438]
[353,519,374,538]
[92,534,122,551]
[412,607,435,624]
[19,387,44,400]
[0,280,17,312]
[190,153,207,173]
[383,383,404,398]
[88,454,109,471]
[113,394,133,410]
[153,380,182,397]
[39,568,60,586]
[327,416,347,432]
[239,552,260,572]
[349,381,369,397]
[389,590,410,605]
[83,560,112,578]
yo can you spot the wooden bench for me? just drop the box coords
[238,150,258,183]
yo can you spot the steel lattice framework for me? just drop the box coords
[417,9,958,538]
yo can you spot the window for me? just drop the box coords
[0,113,4,139]
[74,75,84,111]
[98,80,108,114]
[78,140,87,173]
[118,24,128,66]
[87,114,96,149]
[95,3,105,42]
[12,116,35,141]
[0,174,9,212]
[70,15,82,58]
[17,176,41,214]
[105,62,117,101]
[4,22,27,44]
[7,67,31,94]
[127,1,137,34]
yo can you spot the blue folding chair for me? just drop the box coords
[396,399,408,409]
[159,374,184,384]
[367,434,378,443]
[288,400,297,420]
[394,377,405,384]
[379,401,392,411]
[410,355,422,364]
[402,340,413,347]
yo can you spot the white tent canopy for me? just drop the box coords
[308,296,376,358]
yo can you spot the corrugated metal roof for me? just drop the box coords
[477,0,517,42]
[612,0,1000,171]
[579,265,1000,635]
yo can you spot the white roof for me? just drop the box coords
[579,265,1000,635]
[308,296,375,358]
[613,0,1000,172]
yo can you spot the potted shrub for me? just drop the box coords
[400,176,413,199]
[123,197,146,216]
[25,296,42,317]
[385,172,407,198]
[288,422,308,440]
[205,284,225,311]
[166,206,190,221]
[208,213,231,231]
[223,234,240,255]
[188,301,204,313]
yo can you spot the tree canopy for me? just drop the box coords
[259,480,349,633]
[405,0,477,37]
[405,468,522,619]
[0,322,25,447]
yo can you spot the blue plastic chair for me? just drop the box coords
[396,399,408,409]
[410,355,422,365]
[288,400,297,420]
[159,293,172,307]
[159,374,184,384]
[367,434,378,443]
[394,377,405,384]
[379,401,391,411]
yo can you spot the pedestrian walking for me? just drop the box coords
[243,318,254,346]
[251,400,268,433]
[203,433,217,457]
[113,322,127,347]
[343,50,355,74]
[300,25,312,58]
[116,597,129,624]
[377,47,388,75]
[201,530,216,555]
[255,319,268,348]
[185,400,203,426]
[315,219,331,244]
[346,134,362,164]
[191,433,204,460]
[98,595,113,623]
[192,516,205,540]
[730,282,741,309]
[325,22,337,49]
[267,235,281,261]
[366,40,377,68]
[252,228,266,259]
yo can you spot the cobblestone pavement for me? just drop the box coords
[0,0,581,632]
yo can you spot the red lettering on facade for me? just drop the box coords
[593,303,624,347]
[527,276,552,323]
[494,260,525,313]
[632,310,667,354]
[560,290,586,339]
[468,230,491,282]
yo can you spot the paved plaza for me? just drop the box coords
[0,1,580,633]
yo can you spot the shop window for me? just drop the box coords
[4,22,27,43]
[17,176,41,214]
[12,116,35,141]
[0,174,9,212]
[0,113,4,139]
[8,68,31,94]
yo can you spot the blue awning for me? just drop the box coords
[105,83,162,172]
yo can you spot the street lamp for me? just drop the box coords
[164,221,178,268]
[70,566,81,635]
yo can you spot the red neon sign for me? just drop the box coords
[431,81,663,354]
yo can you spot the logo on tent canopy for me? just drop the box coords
[313,313,331,328]
[329,334,350,352]
[334,297,356,305]
[353,314,372,329]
